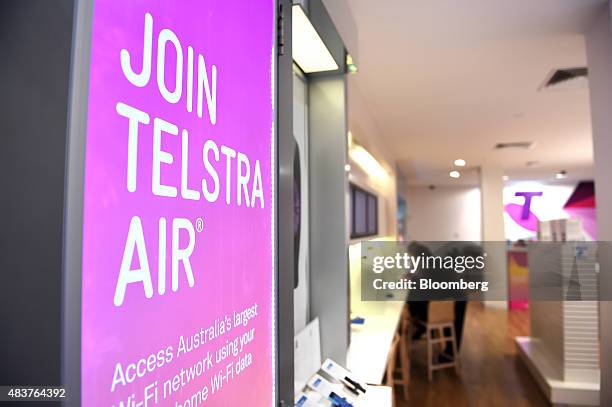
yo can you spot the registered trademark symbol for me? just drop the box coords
[195,218,204,232]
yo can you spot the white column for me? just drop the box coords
[585,6,612,405]
[479,165,507,307]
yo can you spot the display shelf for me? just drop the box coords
[516,336,599,406]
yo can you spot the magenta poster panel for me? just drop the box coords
[80,1,276,405]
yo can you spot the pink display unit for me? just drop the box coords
[507,249,529,310]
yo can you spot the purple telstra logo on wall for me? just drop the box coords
[504,191,543,231]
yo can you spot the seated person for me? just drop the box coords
[406,241,483,355]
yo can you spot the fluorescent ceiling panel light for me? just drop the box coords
[292,5,339,73]
[349,145,387,178]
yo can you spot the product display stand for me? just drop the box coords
[295,358,392,407]
[515,219,600,406]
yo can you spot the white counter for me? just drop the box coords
[346,300,405,384]
[356,385,393,406]
[347,241,406,385]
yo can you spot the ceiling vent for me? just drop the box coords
[494,141,534,150]
[540,67,588,91]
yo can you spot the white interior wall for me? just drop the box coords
[405,185,482,242]
[480,166,509,306]
[348,76,398,239]
[480,166,506,243]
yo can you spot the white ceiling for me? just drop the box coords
[343,0,607,185]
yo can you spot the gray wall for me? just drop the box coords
[308,74,349,364]
[0,0,74,388]
[585,5,612,405]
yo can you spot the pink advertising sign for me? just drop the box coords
[80,1,276,405]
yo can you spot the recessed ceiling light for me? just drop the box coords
[449,170,461,179]
[556,170,567,179]
[503,175,509,181]
[454,159,466,167]
[344,164,351,172]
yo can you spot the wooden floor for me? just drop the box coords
[397,302,549,407]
